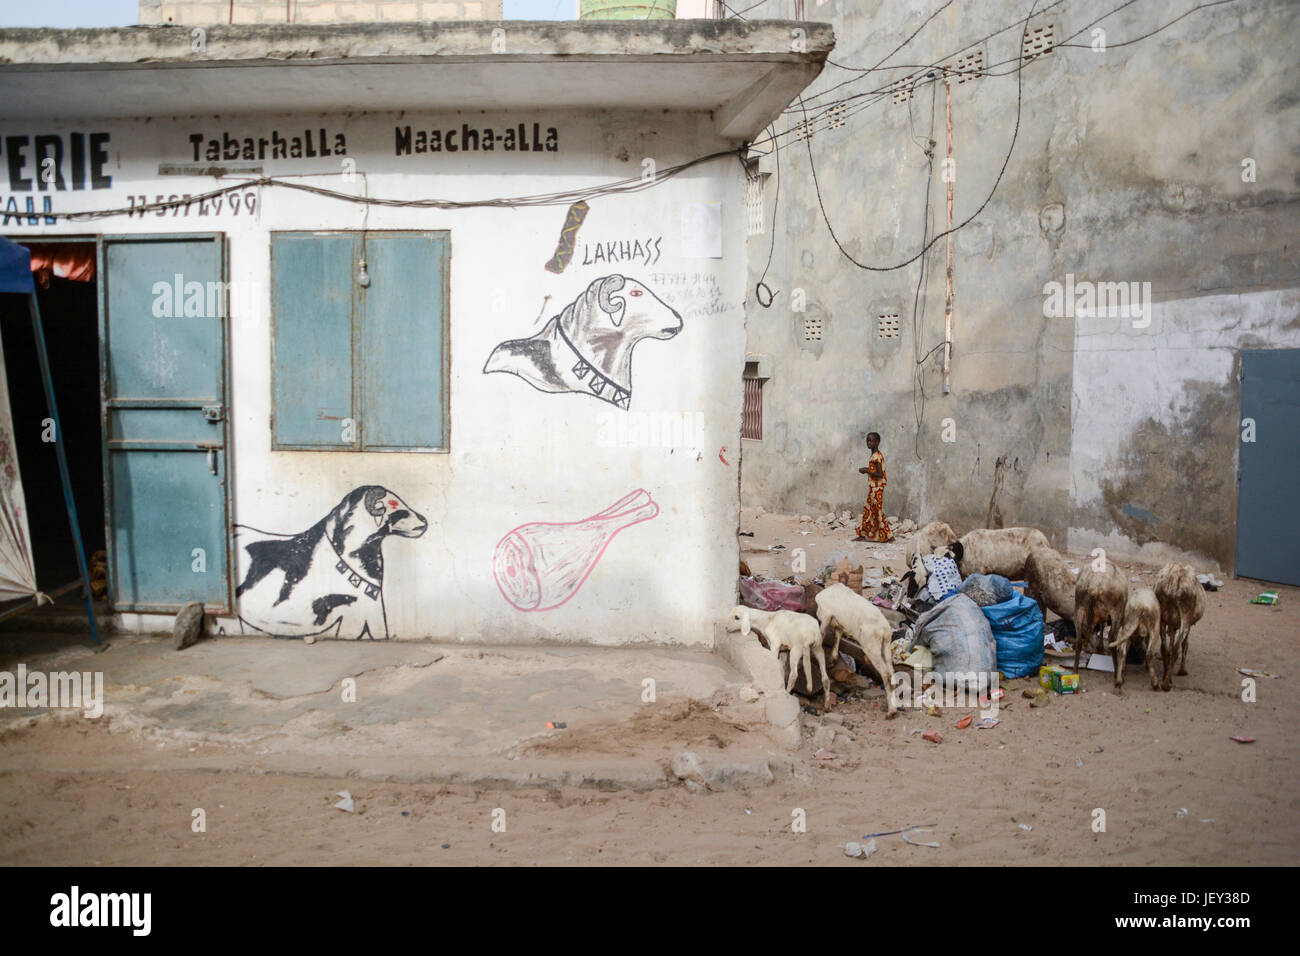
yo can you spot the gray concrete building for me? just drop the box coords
[735,0,1299,578]
[138,0,503,24]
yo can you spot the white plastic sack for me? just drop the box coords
[0,330,37,602]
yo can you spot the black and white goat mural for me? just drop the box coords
[483,274,682,410]
[234,485,427,642]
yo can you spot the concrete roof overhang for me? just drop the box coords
[0,20,833,142]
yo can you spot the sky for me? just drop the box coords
[0,0,573,28]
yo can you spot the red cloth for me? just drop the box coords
[27,244,96,287]
[739,576,807,612]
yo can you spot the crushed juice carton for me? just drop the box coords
[1038,664,1079,694]
[1250,591,1279,605]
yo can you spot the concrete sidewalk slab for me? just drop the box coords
[0,633,794,790]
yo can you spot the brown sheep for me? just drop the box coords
[1108,587,1160,691]
[1153,563,1206,691]
[1073,557,1128,677]
[1023,546,1076,621]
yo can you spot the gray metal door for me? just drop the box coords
[1235,348,1300,586]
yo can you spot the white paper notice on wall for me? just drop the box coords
[680,203,722,259]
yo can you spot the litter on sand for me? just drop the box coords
[977,717,1000,729]
[956,715,974,729]
[1083,653,1115,672]
[814,748,838,760]
[1239,668,1280,679]
[333,790,355,813]
[901,829,941,848]
[844,839,878,859]
[1176,808,1189,818]
[1018,824,1033,832]
[1230,735,1256,744]
[547,721,567,730]
[1249,591,1279,605]
[921,730,943,744]
[862,823,937,839]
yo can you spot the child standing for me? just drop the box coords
[854,432,893,542]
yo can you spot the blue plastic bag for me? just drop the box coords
[981,591,1045,678]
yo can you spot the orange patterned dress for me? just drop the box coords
[857,450,892,541]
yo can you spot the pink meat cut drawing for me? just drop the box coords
[493,489,659,612]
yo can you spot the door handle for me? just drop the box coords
[195,441,221,475]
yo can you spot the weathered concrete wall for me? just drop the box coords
[740,0,1300,569]
[138,0,503,23]
[2,108,745,645]
[1069,288,1300,568]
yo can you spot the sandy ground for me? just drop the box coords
[1,511,1297,866]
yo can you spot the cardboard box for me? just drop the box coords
[1039,664,1079,694]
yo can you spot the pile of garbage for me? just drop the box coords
[808,511,856,532]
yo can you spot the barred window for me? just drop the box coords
[742,362,764,441]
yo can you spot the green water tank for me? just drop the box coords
[579,0,677,20]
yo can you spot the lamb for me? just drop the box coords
[1153,563,1206,691]
[904,521,959,568]
[1107,587,1160,691]
[813,583,898,718]
[951,527,1051,579]
[1023,546,1077,621]
[727,606,831,708]
[1072,557,1128,677]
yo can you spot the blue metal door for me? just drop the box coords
[1235,348,1300,586]
[100,235,231,611]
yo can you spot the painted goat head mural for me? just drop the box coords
[482,274,682,410]
[234,485,427,642]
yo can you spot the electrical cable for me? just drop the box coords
[765,0,1239,275]
[29,0,1240,228]
[39,147,742,222]
[798,0,1039,274]
[907,83,938,462]
[724,0,770,18]
[754,122,781,308]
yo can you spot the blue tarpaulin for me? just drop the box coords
[0,236,36,295]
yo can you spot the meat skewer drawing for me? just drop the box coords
[493,488,659,612]
[544,200,590,274]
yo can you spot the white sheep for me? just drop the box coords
[1108,587,1160,691]
[1153,563,1206,691]
[727,606,831,708]
[813,583,898,718]
[904,520,960,568]
[953,527,1051,578]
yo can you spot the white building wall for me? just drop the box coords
[2,108,744,646]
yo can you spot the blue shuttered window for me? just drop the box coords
[270,231,449,451]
